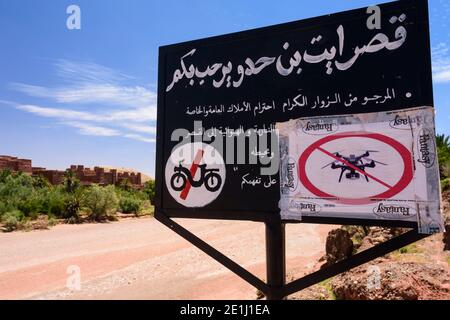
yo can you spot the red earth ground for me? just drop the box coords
[0,217,334,300]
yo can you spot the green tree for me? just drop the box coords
[437,134,450,179]
[63,170,80,193]
[118,178,132,191]
[33,175,51,189]
[63,194,81,221]
[0,172,34,214]
[437,134,450,150]
[143,180,156,204]
[0,169,12,184]
[82,185,118,221]
[119,196,142,215]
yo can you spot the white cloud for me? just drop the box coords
[107,107,157,122]
[65,122,120,137]
[65,121,155,143]
[10,82,155,108]
[54,59,135,84]
[432,43,450,83]
[121,123,157,134]
[434,70,450,83]
[15,103,156,124]
[14,103,156,143]
[9,60,157,143]
[16,104,100,121]
[123,133,156,143]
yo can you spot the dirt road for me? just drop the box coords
[0,217,333,300]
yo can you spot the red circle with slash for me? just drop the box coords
[298,131,413,205]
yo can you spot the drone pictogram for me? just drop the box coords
[321,150,387,183]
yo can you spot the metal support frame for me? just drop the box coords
[155,211,269,294]
[155,209,429,300]
[265,219,286,300]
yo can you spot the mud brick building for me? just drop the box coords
[0,155,142,187]
[31,167,65,185]
[0,156,32,174]
[68,165,142,187]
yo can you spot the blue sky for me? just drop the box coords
[0,0,449,176]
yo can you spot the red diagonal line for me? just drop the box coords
[180,149,204,200]
[317,147,392,189]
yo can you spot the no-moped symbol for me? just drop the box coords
[171,154,222,194]
[165,143,226,207]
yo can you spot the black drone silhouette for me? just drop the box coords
[321,150,387,183]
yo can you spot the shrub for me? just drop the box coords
[32,175,51,189]
[17,192,42,218]
[62,195,81,220]
[1,210,24,232]
[0,200,14,217]
[82,185,118,221]
[0,173,39,218]
[0,173,34,209]
[398,244,420,254]
[442,178,450,192]
[48,216,57,227]
[140,200,154,216]
[143,180,156,204]
[40,187,66,217]
[441,161,450,180]
[0,170,12,185]
[66,216,79,224]
[118,178,132,192]
[119,196,142,215]
[63,170,80,194]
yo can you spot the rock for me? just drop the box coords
[256,289,265,300]
[331,261,450,300]
[441,190,450,213]
[322,228,353,267]
[441,190,450,250]
[443,216,450,251]
[341,225,369,250]
[357,227,406,252]
[30,215,49,230]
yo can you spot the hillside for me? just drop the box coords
[288,190,450,300]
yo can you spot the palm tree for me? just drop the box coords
[64,170,80,193]
[436,134,450,150]
[118,178,132,191]
[436,134,450,179]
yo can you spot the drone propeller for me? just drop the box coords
[365,158,387,165]
[321,161,338,169]
[359,150,380,153]
[321,151,346,169]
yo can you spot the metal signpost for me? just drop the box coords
[155,0,443,299]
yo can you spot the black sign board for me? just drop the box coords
[155,0,439,300]
[156,0,433,222]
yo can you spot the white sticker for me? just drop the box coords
[276,106,444,234]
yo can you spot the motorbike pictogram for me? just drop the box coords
[170,162,222,192]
